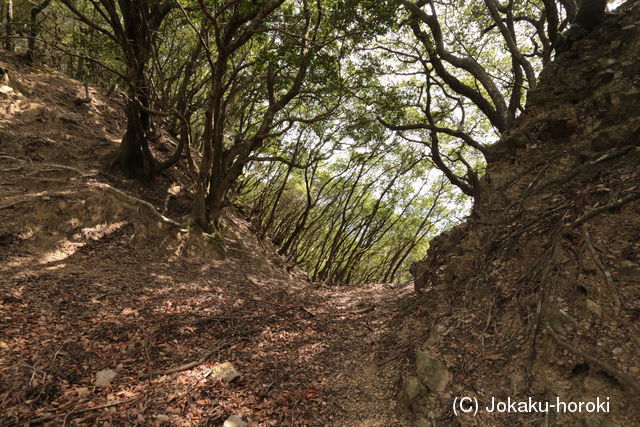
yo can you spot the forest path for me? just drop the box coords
[0,52,413,425]
[0,211,413,425]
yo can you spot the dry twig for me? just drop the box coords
[28,396,141,424]
[140,339,237,379]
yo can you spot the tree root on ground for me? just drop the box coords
[520,235,563,388]
[95,183,186,229]
[0,191,67,210]
[546,326,640,395]
[570,191,640,228]
[1,154,186,229]
[581,225,622,314]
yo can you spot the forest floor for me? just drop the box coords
[0,54,416,424]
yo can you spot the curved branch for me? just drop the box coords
[400,0,511,131]
[483,0,537,90]
[377,116,488,156]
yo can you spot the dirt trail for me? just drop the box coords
[0,54,412,425]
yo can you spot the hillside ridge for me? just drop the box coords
[403,3,640,425]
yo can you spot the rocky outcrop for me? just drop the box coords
[405,2,640,425]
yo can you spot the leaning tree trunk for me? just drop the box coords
[261,164,293,239]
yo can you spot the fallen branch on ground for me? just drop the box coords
[140,339,237,379]
[28,396,141,424]
[316,305,375,318]
[241,269,316,317]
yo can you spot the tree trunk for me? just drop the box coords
[191,185,211,232]
[4,0,13,52]
[112,97,154,179]
[110,1,155,179]
[205,170,234,230]
[574,0,607,31]
[27,0,52,61]
[261,165,292,238]
[279,205,310,255]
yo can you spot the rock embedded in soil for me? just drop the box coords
[209,362,240,383]
[0,84,16,98]
[585,299,603,317]
[415,351,451,392]
[399,375,426,404]
[223,415,248,427]
[94,369,119,387]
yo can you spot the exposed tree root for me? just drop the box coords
[0,167,23,172]
[536,143,638,193]
[570,191,640,227]
[0,191,66,210]
[1,154,187,229]
[25,165,88,176]
[582,225,622,314]
[547,327,640,395]
[92,183,186,229]
[526,241,559,385]
[0,154,89,176]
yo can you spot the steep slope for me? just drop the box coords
[0,54,414,425]
[402,3,640,426]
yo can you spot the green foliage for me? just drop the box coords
[239,105,464,284]
[11,0,565,283]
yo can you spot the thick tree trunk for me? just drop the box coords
[110,0,168,180]
[575,0,607,31]
[110,60,155,179]
[191,186,211,232]
[112,98,154,179]
[194,167,232,232]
